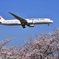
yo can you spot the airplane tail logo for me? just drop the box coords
[0,16,5,20]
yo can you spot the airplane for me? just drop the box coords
[0,12,53,28]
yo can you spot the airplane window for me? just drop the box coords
[40,18,45,20]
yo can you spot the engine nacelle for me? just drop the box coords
[28,24,34,27]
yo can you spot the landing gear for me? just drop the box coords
[48,24,49,26]
[22,25,26,28]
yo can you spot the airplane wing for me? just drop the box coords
[9,12,28,28]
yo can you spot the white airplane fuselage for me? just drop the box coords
[0,18,53,25]
[0,12,53,28]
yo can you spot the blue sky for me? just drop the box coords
[0,0,59,46]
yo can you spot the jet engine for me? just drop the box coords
[28,24,34,27]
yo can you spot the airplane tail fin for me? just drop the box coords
[0,16,5,20]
